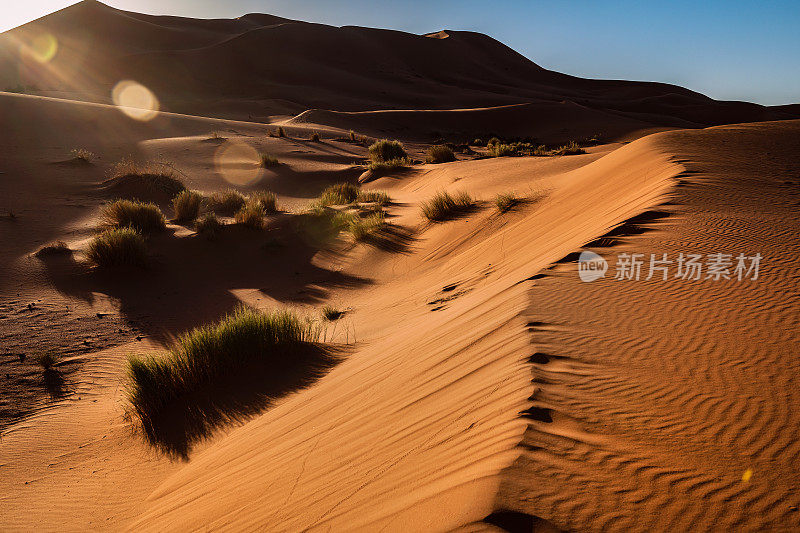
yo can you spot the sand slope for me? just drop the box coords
[497,120,800,530]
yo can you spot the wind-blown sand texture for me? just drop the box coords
[1,2,799,532]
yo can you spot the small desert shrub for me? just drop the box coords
[420,191,474,221]
[487,137,502,147]
[235,200,266,229]
[87,227,148,267]
[209,189,247,216]
[495,192,520,213]
[310,132,321,142]
[488,143,517,157]
[110,159,185,198]
[318,182,360,206]
[126,306,319,435]
[102,199,165,234]
[347,211,385,241]
[425,145,456,164]
[369,139,408,164]
[37,352,60,371]
[196,213,223,237]
[322,305,344,321]
[172,190,204,223]
[367,158,409,172]
[552,141,586,156]
[357,190,391,206]
[249,190,277,213]
[259,153,280,168]
[35,241,71,257]
[71,148,95,162]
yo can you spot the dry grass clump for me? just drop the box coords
[71,148,96,163]
[37,352,60,371]
[259,153,280,168]
[318,182,360,206]
[357,190,391,206]
[322,305,344,321]
[347,211,385,241]
[368,139,410,171]
[551,141,586,155]
[195,213,223,238]
[172,190,204,223]
[126,306,319,440]
[102,199,165,234]
[235,200,267,229]
[209,189,247,216]
[425,145,456,164]
[420,191,474,221]
[277,126,286,138]
[494,192,520,213]
[110,159,186,198]
[87,227,148,267]
[310,132,321,142]
[249,190,277,213]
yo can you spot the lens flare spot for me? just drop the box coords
[742,469,753,482]
[112,80,160,121]
[22,33,58,63]
[214,141,265,186]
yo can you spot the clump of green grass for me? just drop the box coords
[249,190,277,213]
[552,141,586,156]
[494,192,520,213]
[172,190,204,224]
[196,213,223,238]
[322,305,344,321]
[209,189,247,216]
[126,306,319,439]
[425,145,456,164]
[420,191,474,221]
[259,153,280,168]
[357,190,391,206]
[368,139,409,170]
[347,211,385,241]
[234,200,266,229]
[318,182,360,206]
[102,199,165,234]
[71,148,96,163]
[87,227,148,267]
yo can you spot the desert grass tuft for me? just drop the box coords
[234,200,266,229]
[420,191,474,221]
[172,190,204,223]
[322,305,344,321]
[318,182,360,206]
[368,139,409,170]
[126,306,319,442]
[110,159,185,197]
[357,190,391,206]
[259,153,280,168]
[71,148,96,162]
[209,189,246,216]
[347,211,385,241]
[37,352,60,371]
[552,141,586,156]
[195,213,223,238]
[494,192,520,213]
[87,227,148,267]
[249,190,278,213]
[310,132,321,142]
[425,145,456,164]
[102,199,165,234]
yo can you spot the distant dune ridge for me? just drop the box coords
[1,0,798,141]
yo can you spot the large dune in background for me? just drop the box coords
[1,0,797,141]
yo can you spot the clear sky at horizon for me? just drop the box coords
[3,0,799,105]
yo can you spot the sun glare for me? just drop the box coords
[20,32,58,64]
[112,80,160,121]
[214,141,265,186]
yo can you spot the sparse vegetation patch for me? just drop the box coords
[102,199,165,234]
[425,145,456,164]
[87,227,148,267]
[172,190,204,223]
[420,191,474,221]
[494,192,520,213]
[209,189,247,216]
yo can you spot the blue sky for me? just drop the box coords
[5,0,799,105]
